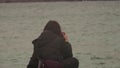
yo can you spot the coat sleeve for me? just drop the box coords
[27,40,39,68]
[27,51,38,68]
[61,41,73,59]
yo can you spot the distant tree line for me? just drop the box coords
[0,0,119,3]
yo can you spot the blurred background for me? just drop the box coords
[0,0,120,3]
[0,1,120,68]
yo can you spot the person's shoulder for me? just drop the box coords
[54,36,65,44]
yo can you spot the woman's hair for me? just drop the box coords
[43,20,63,37]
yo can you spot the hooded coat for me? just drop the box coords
[27,30,73,68]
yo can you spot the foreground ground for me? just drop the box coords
[0,1,120,68]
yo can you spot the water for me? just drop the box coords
[0,1,120,68]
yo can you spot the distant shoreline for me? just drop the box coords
[0,0,119,3]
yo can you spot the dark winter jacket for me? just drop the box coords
[27,30,73,68]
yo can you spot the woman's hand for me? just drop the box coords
[62,32,68,42]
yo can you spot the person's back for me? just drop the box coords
[27,20,79,68]
[32,30,65,61]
